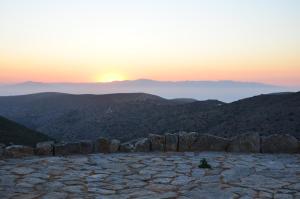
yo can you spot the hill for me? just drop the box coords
[0,92,299,142]
[0,115,53,146]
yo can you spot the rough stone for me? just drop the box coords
[134,138,150,152]
[0,152,299,198]
[35,141,54,156]
[55,142,81,156]
[109,139,120,153]
[149,134,165,151]
[95,137,110,153]
[0,143,5,157]
[261,134,299,153]
[80,140,94,154]
[119,141,135,152]
[165,133,178,152]
[228,132,260,153]
[190,134,229,151]
[178,132,198,152]
[4,145,34,158]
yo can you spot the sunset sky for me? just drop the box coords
[0,0,299,85]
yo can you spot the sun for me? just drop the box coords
[98,73,126,83]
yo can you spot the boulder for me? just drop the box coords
[178,132,198,152]
[165,133,178,151]
[35,141,54,156]
[4,145,34,158]
[109,139,120,153]
[228,132,260,153]
[0,143,6,158]
[134,138,151,152]
[261,134,299,153]
[80,140,94,154]
[149,134,165,152]
[190,134,229,152]
[95,137,110,153]
[54,142,81,156]
[119,141,135,152]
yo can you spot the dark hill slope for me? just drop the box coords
[0,92,299,141]
[205,92,300,138]
[0,115,53,146]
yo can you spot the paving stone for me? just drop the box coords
[0,152,299,198]
[41,192,68,199]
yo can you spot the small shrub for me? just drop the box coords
[198,158,212,169]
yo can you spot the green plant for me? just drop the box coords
[198,158,212,169]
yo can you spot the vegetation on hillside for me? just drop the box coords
[0,115,53,146]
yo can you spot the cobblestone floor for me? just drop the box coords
[0,152,300,199]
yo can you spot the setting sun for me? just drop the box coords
[98,73,126,83]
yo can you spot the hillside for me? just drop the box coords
[0,115,53,146]
[0,92,299,142]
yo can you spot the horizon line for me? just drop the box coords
[0,79,287,87]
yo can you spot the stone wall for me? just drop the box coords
[1,132,300,159]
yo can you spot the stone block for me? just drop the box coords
[35,141,54,156]
[80,140,94,154]
[5,145,34,158]
[95,137,110,153]
[119,141,135,152]
[55,142,81,156]
[178,132,198,152]
[134,138,151,152]
[0,143,6,158]
[109,139,120,153]
[149,134,165,152]
[261,134,299,153]
[228,132,260,153]
[165,133,178,151]
[190,134,229,152]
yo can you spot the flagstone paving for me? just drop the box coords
[0,152,300,199]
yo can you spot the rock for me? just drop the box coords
[261,134,299,153]
[54,142,81,156]
[134,138,151,152]
[35,141,54,156]
[178,132,198,152]
[80,140,94,154]
[165,133,178,152]
[149,134,165,151]
[109,139,120,153]
[190,134,229,151]
[95,137,110,153]
[0,143,5,157]
[119,141,135,152]
[4,145,34,158]
[228,132,260,153]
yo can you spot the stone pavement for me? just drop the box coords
[0,152,300,199]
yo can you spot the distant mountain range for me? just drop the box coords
[0,79,296,102]
[0,92,299,142]
[0,115,53,146]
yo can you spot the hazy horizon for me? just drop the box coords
[1,0,300,86]
[1,78,298,102]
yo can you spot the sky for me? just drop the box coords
[0,0,299,86]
